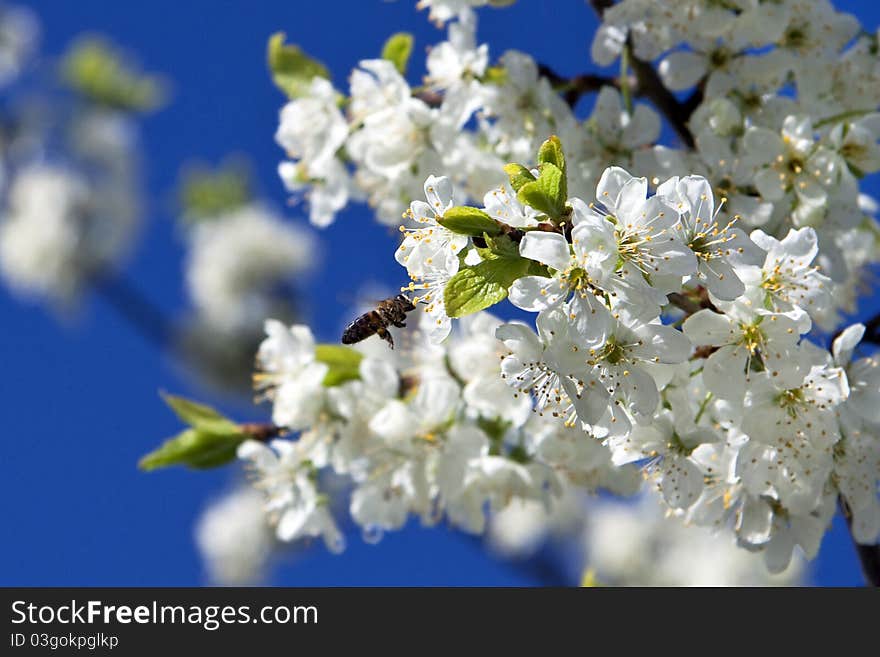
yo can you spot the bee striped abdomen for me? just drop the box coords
[341,294,416,349]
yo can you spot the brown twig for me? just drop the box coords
[239,422,285,442]
[587,0,701,148]
[537,64,622,108]
[667,288,717,315]
[627,46,696,148]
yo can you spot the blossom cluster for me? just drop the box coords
[274,0,879,324]
[183,203,316,335]
[0,115,142,306]
[488,492,805,586]
[0,12,153,307]
[240,0,880,574]
[246,143,880,572]
[237,308,641,553]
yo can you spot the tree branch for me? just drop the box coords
[587,0,701,148]
[91,271,175,351]
[859,311,880,345]
[537,64,622,108]
[239,422,285,442]
[589,0,615,14]
[666,288,717,315]
[627,46,696,148]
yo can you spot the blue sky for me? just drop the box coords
[1,0,877,586]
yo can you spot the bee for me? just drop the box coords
[341,293,416,349]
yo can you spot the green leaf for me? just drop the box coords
[537,136,567,202]
[179,160,251,221]
[139,394,247,471]
[267,32,330,99]
[481,232,520,258]
[315,344,364,386]
[517,162,565,219]
[160,393,238,434]
[444,254,543,318]
[503,163,536,192]
[437,206,502,237]
[139,428,246,471]
[537,135,565,173]
[381,32,414,75]
[61,38,166,111]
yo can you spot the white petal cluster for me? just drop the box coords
[389,162,878,572]
[184,204,316,334]
[239,312,639,547]
[0,108,143,306]
[275,1,880,337]
[0,165,90,303]
[254,1,880,575]
[592,0,880,330]
[583,494,804,586]
[194,487,274,585]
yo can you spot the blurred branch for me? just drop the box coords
[667,287,718,316]
[626,45,696,148]
[537,64,622,108]
[839,496,880,587]
[415,66,621,110]
[239,422,285,442]
[589,0,615,13]
[859,311,880,345]
[91,271,175,351]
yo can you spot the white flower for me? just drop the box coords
[657,174,764,300]
[497,309,610,430]
[833,324,880,427]
[739,350,848,515]
[195,487,273,585]
[278,158,354,228]
[275,78,354,226]
[369,374,461,443]
[396,175,467,277]
[828,113,880,176]
[275,77,348,176]
[440,425,550,534]
[0,165,90,303]
[185,205,315,333]
[350,458,431,532]
[590,166,697,303]
[482,182,540,228]
[581,87,660,172]
[425,8,488,89]
[738,227,833,332]
[683,307,804,401]
[830,324,880,544]
[744,115,840,213]
[585,310,692,435]
[449,313,532,427]
[254,320,328,431]
[238,440,344,552]
[606,408,713,510]
[523,416,640,494]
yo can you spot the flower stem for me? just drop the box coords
[620,44,633,115]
